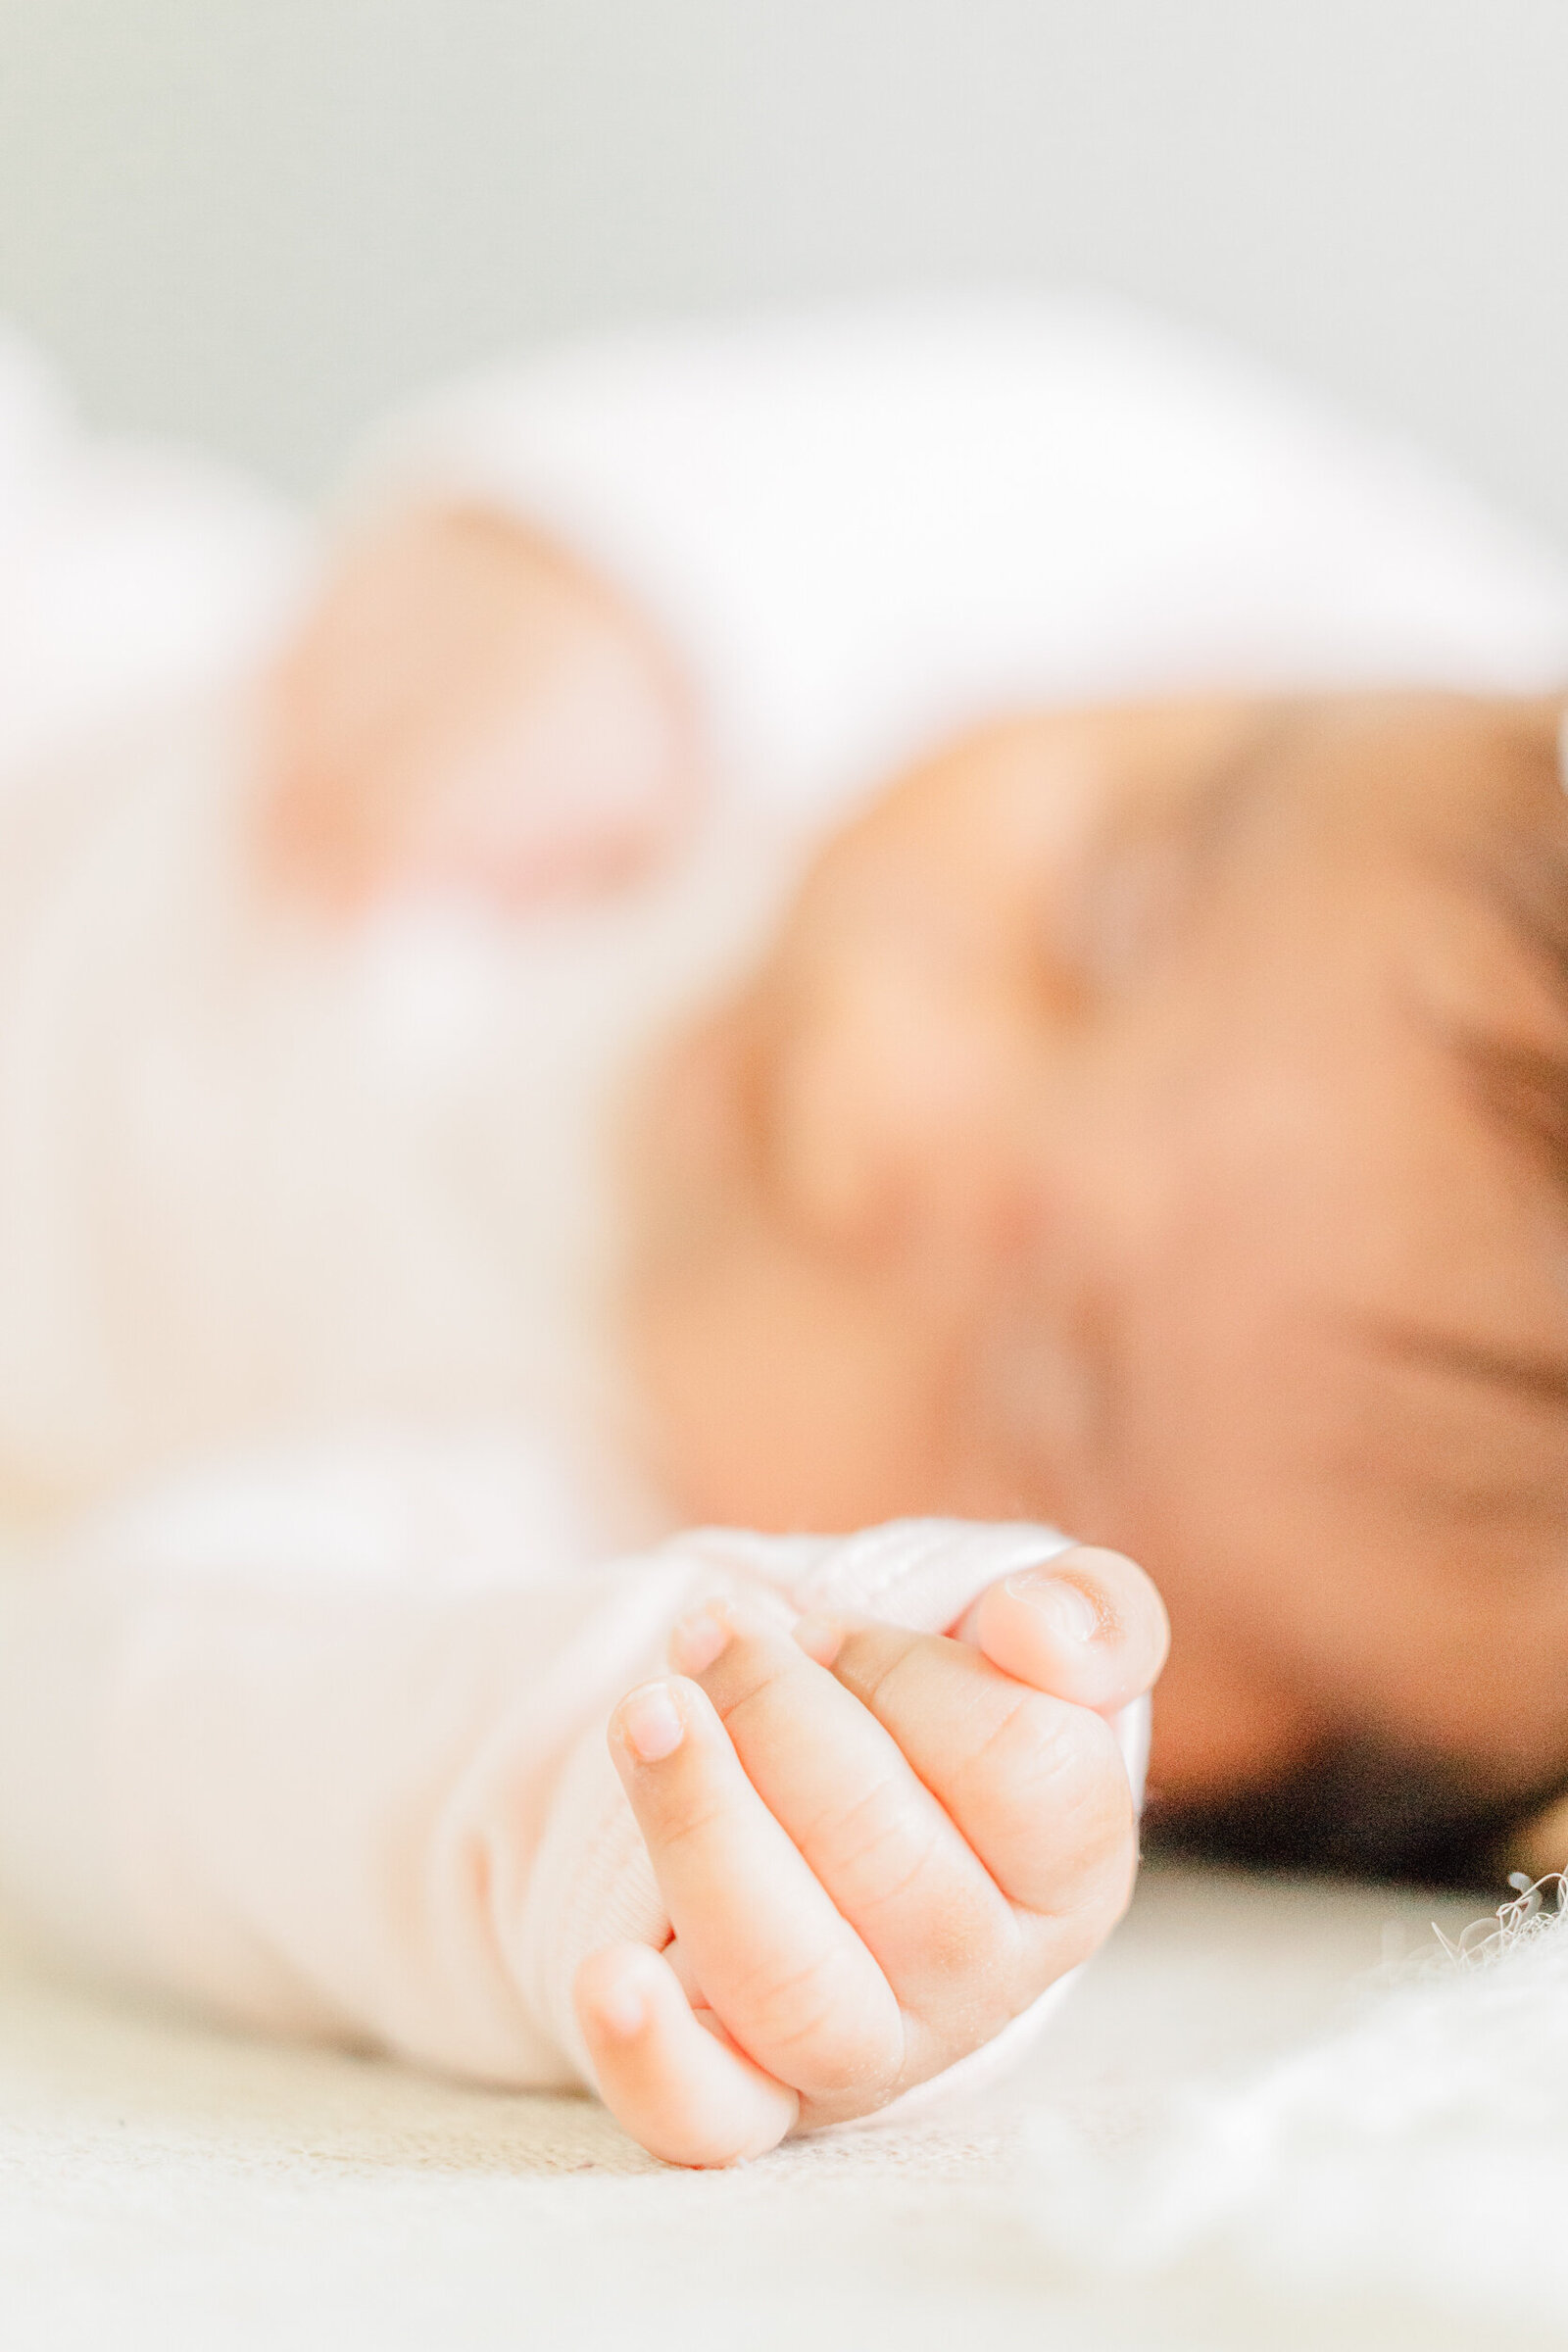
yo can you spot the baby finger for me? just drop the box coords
[575,1940,798,2167]
[803,1620,1137,1961]
[959,1544,1169,1714]
[607,1675,902,2109]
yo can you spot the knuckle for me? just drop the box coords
[731,1942,900,2097]
[717,1634,814,1735]
[963,1694,1136,1878]
[805,1775,1021,2015]
[977,1690,1122,1812]
[645,1778,735,1859]
[1041,1834,1140,1973]
[805,1767,929,1902]
[829,1625,918,1716]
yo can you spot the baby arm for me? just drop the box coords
[0,1461,1159,2155]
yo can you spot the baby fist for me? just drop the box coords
[577,1537,1165,2164]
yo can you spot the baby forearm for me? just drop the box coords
[0,1462,699,2082]
[0,1482,1147,2119]
[0,1540,595,2079]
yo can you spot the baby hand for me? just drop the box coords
[575,1544,1165,2165]
[259,505,697,910]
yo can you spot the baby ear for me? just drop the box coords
[957,1544,1168,1716]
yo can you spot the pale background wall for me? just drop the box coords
[0,0,1564,534]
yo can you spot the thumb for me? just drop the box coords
[956,1544,1168,1716]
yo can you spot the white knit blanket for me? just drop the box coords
[0,1860,1551,2350]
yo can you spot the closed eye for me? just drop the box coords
[1336,1313,1568,1532]
[1364,1317,1568,1412]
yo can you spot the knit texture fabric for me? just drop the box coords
[0,1860,1544,2350]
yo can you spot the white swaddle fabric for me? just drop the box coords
[357,292,1568,825]
[0,1470,1142,2121]
[0,294,1565,2118]
[1017,1876,1568,2335]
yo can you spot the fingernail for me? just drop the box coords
[616,1681,686,1763]
[793,1613,845,1668]
[667,1606,730,1676]
[1004,1567,1102,1644]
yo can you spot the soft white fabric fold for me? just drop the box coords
[353,292,1568,825]
[0,292,1563,2132]
[0,1459,1138,2117]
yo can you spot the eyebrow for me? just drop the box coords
[1159,710,1301,901]
[1098,711,1292,948]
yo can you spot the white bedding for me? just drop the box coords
[4,304,1567,2345]
[2,1860,1545,2351]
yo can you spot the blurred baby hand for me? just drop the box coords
[258,504,698,909]
[575,1542,1166,2166]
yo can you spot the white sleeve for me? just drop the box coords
[349,292,1568,827]
[0,1443,1143,2114]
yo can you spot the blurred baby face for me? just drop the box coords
[623,694,1568,1848]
